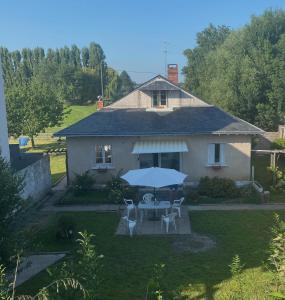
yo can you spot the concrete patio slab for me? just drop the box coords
[8,253,66,287]
[116,206,191,235]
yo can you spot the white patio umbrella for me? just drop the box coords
[121,167,187,189]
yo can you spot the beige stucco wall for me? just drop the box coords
[66,134,251,184]
[110,85,208,109]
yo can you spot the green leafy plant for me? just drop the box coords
[198,176,239,198]
[106,175,124,204]
[272,139,285,150]
[228,255,246,300]
[268,214,285,294]
[0,155,23,264]
[0,255,85,300]
[71,172,95,196]
[58,231,103,300]
[268,167,285,192]
[145,263,165,300]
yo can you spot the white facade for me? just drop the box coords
[0,59,10,162]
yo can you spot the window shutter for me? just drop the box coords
[208,144,215,165]
[220,144,225,164]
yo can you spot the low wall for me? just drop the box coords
[18,154,52,202]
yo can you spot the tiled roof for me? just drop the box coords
[54,106,263,137]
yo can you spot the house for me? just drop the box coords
[55,64,263,186]
[0,60,52,202]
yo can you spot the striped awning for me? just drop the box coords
[132,140,188,154]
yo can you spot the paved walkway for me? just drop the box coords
[8,254,66,287]
[42,203,285,212]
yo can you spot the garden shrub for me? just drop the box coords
[106,175,124,204]
[56,215,76,240]
[71,172,95,196]
[272,138,285,150]
[268,166,285,192]
[123,186,138,200]
[198,176,239,198]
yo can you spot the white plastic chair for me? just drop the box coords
[161,212,177,233]
[124,198,136,218]
[142,193,154,203]
[171,197,184,218]
[122,216,137,237]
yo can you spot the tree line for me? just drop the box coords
[0,42,134,145]
[183,9,285,131]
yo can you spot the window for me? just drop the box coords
[160,91,167,106]
[139,152,180,171]
[152,90,168,107]
[95,145,112,165]
[208,143,225,165]
[160,152,180,170]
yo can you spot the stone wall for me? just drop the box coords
[18,154,52,202]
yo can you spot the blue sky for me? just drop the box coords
[1,0,285,82]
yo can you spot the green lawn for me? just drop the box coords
[49,154,66,185]
[17,210,285,299]
[46,104,97,133]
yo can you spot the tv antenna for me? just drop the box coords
[163,41,171,76]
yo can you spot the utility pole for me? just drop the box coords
[100,60,104,98]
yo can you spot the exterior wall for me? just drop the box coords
[0,59,10,162]
[110,85,208,109]
[254,132,279,150]
[66,135,251,184]
[18,155,52,202]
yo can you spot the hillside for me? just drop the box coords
[46,104,97,133]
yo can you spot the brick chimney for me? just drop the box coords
[97,96,104,110]
[167,64,178,84]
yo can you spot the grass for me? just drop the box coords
[45,104,97,133]
[16,210,285,299]
[49,154,66,185]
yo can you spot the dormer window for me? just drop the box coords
[152,90,167,107]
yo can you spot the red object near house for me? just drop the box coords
[97,99,104,110]
[167,64,178,84]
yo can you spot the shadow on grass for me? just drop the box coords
[16,210,285,299]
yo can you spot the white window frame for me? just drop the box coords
[207,143,225,166]
[152,90,168,107]
[94,144,113,168]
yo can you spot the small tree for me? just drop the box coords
[58,231,103,300]
[268,214,285,294]
[6,76,65,147]
[0,155,23,264]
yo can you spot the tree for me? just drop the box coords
[183,9,285,130]
[5,76,65,147]
[89,42,105,68]
[0,42,118,106]
[81,47,89,68]
[118,71,134,96]
[0,156,23,264]
[183,24,231,95]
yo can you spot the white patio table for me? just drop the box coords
[138,200,171,222]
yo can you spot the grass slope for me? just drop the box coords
[17,211,285,299]
[46,104,97,133]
